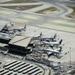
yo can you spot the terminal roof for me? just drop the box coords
[0,24,6,31]
[9,36,32,48]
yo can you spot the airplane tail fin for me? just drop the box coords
[24,25,26,31]
[59,47,62,52]
[24,25,26,29]
[59,39,63,45]
[54,33,57,39]
[40,32,42,37]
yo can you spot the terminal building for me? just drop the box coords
[8,35,33,54]
[0,24,33,54]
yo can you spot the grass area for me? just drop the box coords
[1,0,36,4]
[1,5,42,10]
[36,7,59,14]
[67,6,75,18]
[0,10,11,14]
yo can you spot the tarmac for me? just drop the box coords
[0,0,75,75]
[0,20,75,63]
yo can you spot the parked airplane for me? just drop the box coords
[43,48,62,58]
[6,30,14,34]
[40,33,57,42]
[6,22,13,29]
[4,22,14,31]
[13,25,26,32]
[43,48,62,54]
[32,32,42,40]
[42,39,63,47]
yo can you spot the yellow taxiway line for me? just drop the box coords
[42,23,75,33]
[0,10,11,14]
[24,15,39,20]
[53,20,75,26]
[12,18,28,23]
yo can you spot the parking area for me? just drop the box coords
[0,60,44,75]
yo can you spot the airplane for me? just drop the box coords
[7,22,14,27]
[42,39,63,47]
[13,25,26,32]
[40,33,57,42]
[43,48,62,54]
[6,22,14,29]
[32,32,42,40]
[43,48,62,57]
[6,30,15,34]
[3,22,14,31]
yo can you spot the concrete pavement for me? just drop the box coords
[0,0,75,75]
[25,4,53,13]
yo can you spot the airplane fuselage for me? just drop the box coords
[43,48,61,54]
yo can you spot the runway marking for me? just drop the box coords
[42,23,75,33]
[0,10,11,15]
[24,15,39,20]
[53,20,75,26]
[12,18,28,23]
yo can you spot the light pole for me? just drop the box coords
[69,47,72,68]
[34,30,36,36]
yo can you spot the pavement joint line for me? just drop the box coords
[42,23,75,32]
[53,20,75,26]
[11,18,28,23]
[24,15,39,20]
[0,10,11,14]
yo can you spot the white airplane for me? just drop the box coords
[40,34,57,41]
[13,25,26,32]
[43,48,62,53]
[33,32,42,40]
[42,39,63,47]
[7,22,13,27]
[43,48,62,56]
[5,22,14,30]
